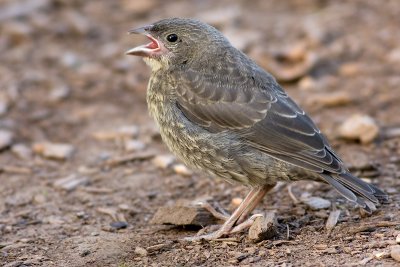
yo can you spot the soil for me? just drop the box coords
[1,0,400,266]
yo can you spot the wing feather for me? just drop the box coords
[174,66,343,174]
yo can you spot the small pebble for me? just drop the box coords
[79,249,91,257]
[121,0,157,14]
[387,47,400,63]
[0,130,14,150]
[134,246,148,257]
[92,125,139,141]
[339,62,361,77]
[53,174,89,191]
[396,234,400,244]
[33,142,75,160]
[0,95,9,116]
[231,197,243,207]
[76,211,86,219]
[110,221,128,230]
[152,154,175,169]
[391,246,400,262]
[124,140,146,152]
[338,114,379,144]
[118,204,131,211]
[33,194,46,204]
[374,250,390,259]
[3,21,32,45]
[301,195,331,210]
[306,91,353,108]
[49,85,70,102]
[298,76,317,91]
[173,164,193,176]
[11,144,32,159]
[326,210,341,232]
[117,125,140,138]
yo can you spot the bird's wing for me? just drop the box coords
[175,67,345,174]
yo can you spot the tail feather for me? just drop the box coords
[320,172,388,213]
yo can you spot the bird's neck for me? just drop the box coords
[146,69,177,121]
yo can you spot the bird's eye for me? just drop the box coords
[166,33,178,43]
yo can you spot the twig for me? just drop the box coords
[287,183,300,204]
[0,166,32,174]
[103,150,156,167]
[347,221,399,234]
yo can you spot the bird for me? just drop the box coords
[126,18,388,240]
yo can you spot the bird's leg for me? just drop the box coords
[197,202,230,221]
[185,184,275,241]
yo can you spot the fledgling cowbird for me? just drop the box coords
[126,18,388,240]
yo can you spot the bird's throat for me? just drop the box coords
[143,57,167,72]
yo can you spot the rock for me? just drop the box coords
[53,174,89,191]
[301,195,331,210]
[223,27,261,51]
[11,144,32,159]
[338,114,379,144]
[3,21,33,45]
[338,62,361,77]
[79,249,91,257]
[231,197,243,208]
[121,0,157,14]
[152,154,175,169]
[252,43,318,82]
[248,212,279,242]
[374,250,390,259]
[117,125,140,138]
[96,207,119,221]
[92,125,140,141]
[5,191,32,207]
[118,204,130,211]
[326,210,341,233]
[60,52,81,68]
[396,233,400,244]
[172,164,193,176]
[151,204,220,226]
[124,140,146,152]
[43,215,65,225]
[63,10,92,35]
[0,130,14,150]
[198,7,240,28]
[387,48,400,63]
[134,246,148,257]
[32,142,75,160]
[33,194,46,204]
[298,76,317,91]
[110,221,128,230]
[391,246,400,262]
[306,91,353,108]
[49,85,70,102]
[0,93,9,116]
[342,149,372,170]
[0,0,50,21]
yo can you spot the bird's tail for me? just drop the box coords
[320,172,388,213]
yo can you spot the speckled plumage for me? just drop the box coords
[128,18,387,217]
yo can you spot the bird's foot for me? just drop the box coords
[183,214,263,241]
[184,185,274,241]
[195,201,230,221]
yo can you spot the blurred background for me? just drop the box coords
[1,0,400,266]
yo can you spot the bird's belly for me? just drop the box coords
[149,102,297,186]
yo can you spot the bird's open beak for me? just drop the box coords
[126,25,161,57]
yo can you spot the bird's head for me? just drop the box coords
[126,18,229,69]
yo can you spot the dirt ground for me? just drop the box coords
[1,0,400,266]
